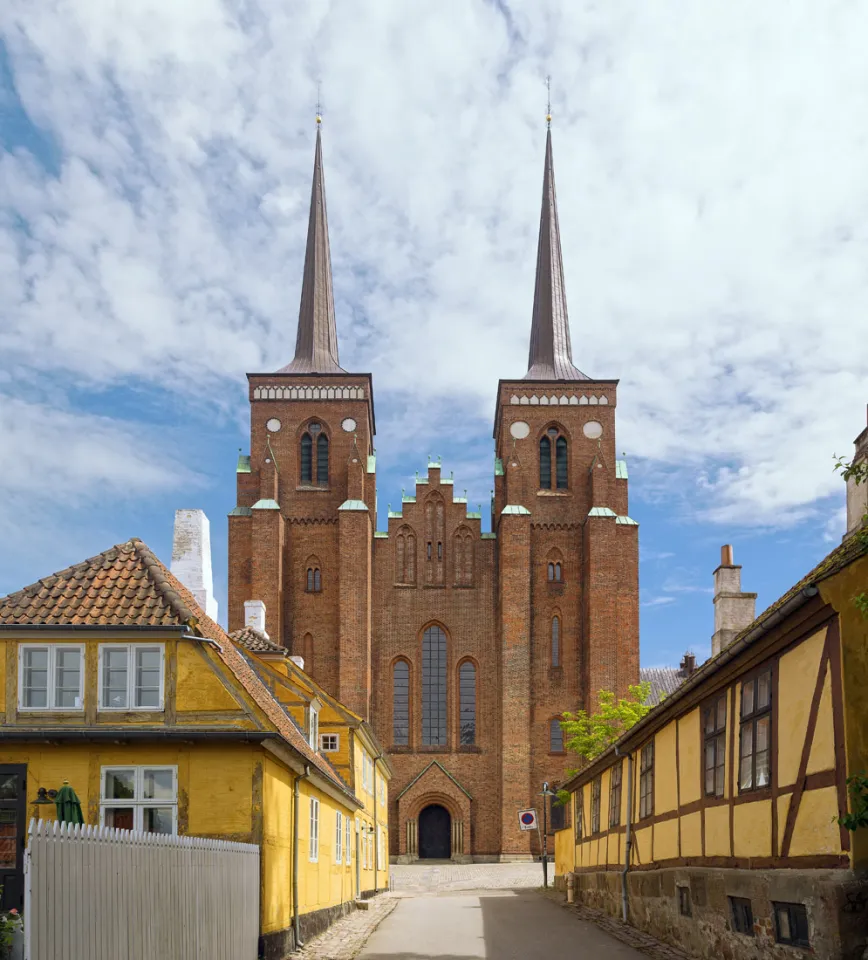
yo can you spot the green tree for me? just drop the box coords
[834,453,868,619]
[555,682,652,805]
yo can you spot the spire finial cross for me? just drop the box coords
[316,81,322,125]
[545,75,552,127]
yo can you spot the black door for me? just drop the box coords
[0,765,27,912]
[418,804,451,860]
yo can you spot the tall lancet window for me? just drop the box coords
[424,496,445,585]
[551,616,560,667]
[421,626,447,746]
[539,426,568,490]
[459,661,476,746]
[300,422,329,485]
[392,660,410,746]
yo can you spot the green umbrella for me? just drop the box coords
[54,781,84,825]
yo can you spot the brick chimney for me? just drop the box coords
[845,405,868,539]
[244,600,268,638]
[711,545,757,657]
[679,652,697,677]
[171,509,218,622]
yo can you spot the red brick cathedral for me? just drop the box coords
[227,122,639,861]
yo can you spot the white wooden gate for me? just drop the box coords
[24,819,260,960]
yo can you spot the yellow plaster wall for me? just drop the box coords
[777,628,825,787]
[677,710,701,806]
[733,800,771,858]
[788,785,845,857]
[632,824,651,866]
[0,640,7,712]
[554,827,575,875]
[704,804,730,857]
[820,552,868,871]
[654,818,678,861]
[680,811,701,857]
[806,670,835,776]
[654,724,677,814]
[261,757,293,935]
[607,830,621,865]
[175,643,242,713]
[187,747,257,839]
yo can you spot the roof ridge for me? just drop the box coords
[130,538,197,626]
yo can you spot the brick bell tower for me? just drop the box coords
[494,123,640,856]
[228,119,375,720]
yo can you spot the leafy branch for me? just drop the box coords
[834,453,868,617]
[836,773,868,832]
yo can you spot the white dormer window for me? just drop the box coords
[309,703,320,750]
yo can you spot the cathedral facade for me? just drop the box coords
[227,122,640,861]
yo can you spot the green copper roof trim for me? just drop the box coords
[494,458,504,477]
[616,515,639,526]
[229,505,253,517]
[236,454,251,474]
[501,504,531,516]
[588,506,617,518]
[427,461,441,469]
[416,479,429,485]
[252,499,281,511]
[616,460,628,480]
[453,497,467,504]
[441,478,453,485]
[402,495,416,503]
[338,499,368,511]
[481,532,497,540]
[388,510,403,519]
[374,531,389,539]
[367,455,376,474]
[466,512,482,519]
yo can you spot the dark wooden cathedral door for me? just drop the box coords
[418,804,451,859]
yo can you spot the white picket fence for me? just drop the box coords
[24,819,260,960]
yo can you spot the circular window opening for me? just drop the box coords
[583,421,603,439]
[265,418,281,433]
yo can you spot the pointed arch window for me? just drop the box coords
[550,718,564,753]
[392,660,410,746]
[551,616,560,667]
[300,422,329,485]
[424,497,445,585]
[453,530,474,586]
[306,567,321,592]
[396,528,416,584]
[422,626,447,746]
[539,427,568,490]
[459,661,476,746]
[547,561,562,582]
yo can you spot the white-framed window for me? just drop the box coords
[320,733,339,752]
[309,703,320,750]
[361,753,374,793]
[309,796,319,861]
[345,814,352,865]
[18,645,84,711]
[100,766,177,834]
[335,811,343,862]
[379,777,385,806]
[98,644,164,711]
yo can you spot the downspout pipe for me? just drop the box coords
[293,764,311,948]
[373,752,384,893]
[616,745,632,924]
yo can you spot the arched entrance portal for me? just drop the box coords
[418,804,451,859]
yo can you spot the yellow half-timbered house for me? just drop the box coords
[556,533,868,960]
[0,538,389,958]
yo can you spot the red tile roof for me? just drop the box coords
[0,538,359,806]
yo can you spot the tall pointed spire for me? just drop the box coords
[278,122,346,374]
[523,125,588,381]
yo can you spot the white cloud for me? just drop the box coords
[642,596,677,608]
[0,0,866,529]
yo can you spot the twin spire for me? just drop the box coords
[280,121,587,381]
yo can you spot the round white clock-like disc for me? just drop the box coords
[509,420,530,439]
[266,418,281,433]
[341,418,357,432]
[583,421,603,439]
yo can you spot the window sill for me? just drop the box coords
[393,582,416,589]
[548,750,567,757]
[17,707,84,714]
[537,489,571,497]
[388,744,414,754]
[296,485,331,492]
[422,584,446,589]
[458,744,482,754]
[416,745,450,753]
[97,706,165,714]
[452,583,475,589]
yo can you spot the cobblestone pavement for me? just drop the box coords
[294,896,398,960]
[389,861,545,893]
[541,889,695,960]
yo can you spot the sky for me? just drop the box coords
[1,1,866,670]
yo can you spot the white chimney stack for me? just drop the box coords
[711,544,757,657]
[244,600,268,638]
[171,509,218,622]
[845,405,868,539]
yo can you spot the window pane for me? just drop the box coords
[143,769,174,800]
[550,719,563,752]
[555,436,568,489]
[756,715,769,752]
[135,648,161,708]
[704,742,716,794]
[393,661,409,745]
[54,648,81,708]
[143,807,174,835]
[316,434,329,485]
[459,662,476,746]
[301,434,312,483]
[23,648,49,708]
[717,695,727,731]
[314,569,321,591]
[104,807,134,831]
[551,617,560,667]
[421,627,447,746]
[104,769,136,800]
[740,723,753,758]
[0,809,18,869]
[756,671,771,710]
[548,563,554,581]
[777,907,791,941]
[715,758,725,797]
[307,568,314,591]
[539,436,552,489]
[0,775,19,800]
[739,756,753,791]
[741,679,754,716]
[755,751,770,788]
[103,649,129,708]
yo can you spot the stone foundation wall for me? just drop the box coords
[569,867,868,960]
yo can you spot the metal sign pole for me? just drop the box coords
[542,791,548,888]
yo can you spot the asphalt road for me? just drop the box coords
[358,890,648,959]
